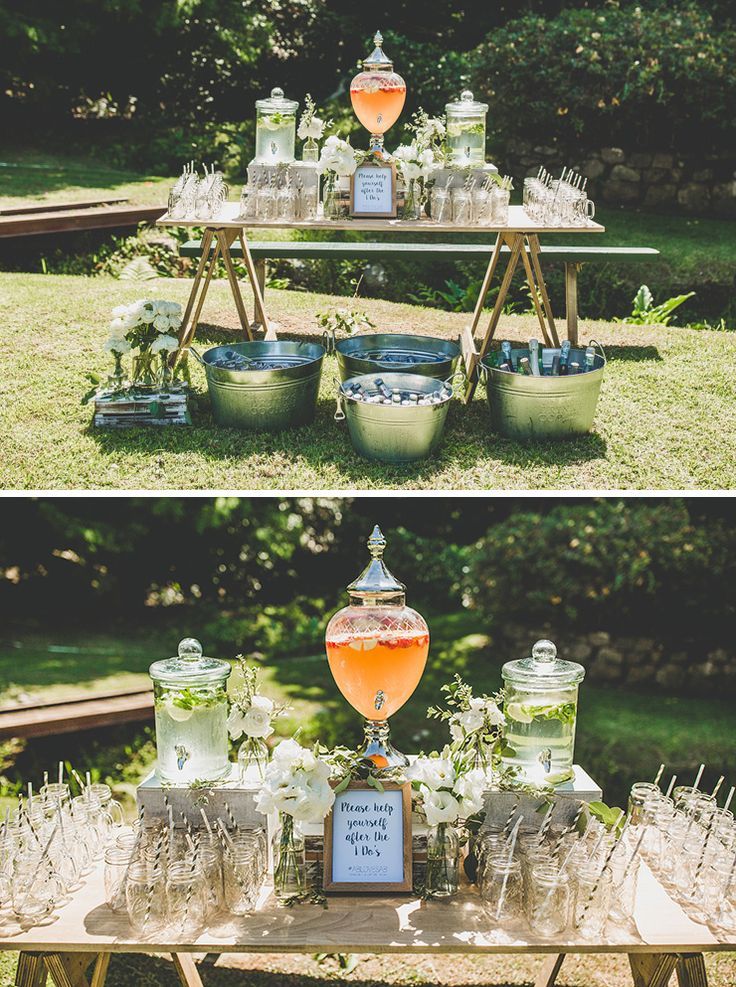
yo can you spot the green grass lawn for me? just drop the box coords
[1,272,735,490]
[0,146,172,209]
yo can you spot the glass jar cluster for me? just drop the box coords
[0,773,123,928]
[627,772,736,935]
[430,179,511,227]
[167,164,230,221]
[470,806,639,939]
[111,818,268,936]
[523,167,596,227]
[239,172,318,224]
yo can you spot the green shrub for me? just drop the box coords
[472,4,736,154]
[466,500,736,646]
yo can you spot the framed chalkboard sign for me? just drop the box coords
[323,781,412,892]
[350,160,397,218]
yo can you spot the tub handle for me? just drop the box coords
[323,329,336,355]
[334,391,346,422]
[188,346,206,366]
[477,363,489,387]
[444,368,467,398]
[588,339,606,365]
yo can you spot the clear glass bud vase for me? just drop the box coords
[302,137,319,163]
[272,813,306,902]
[425,822,459,897]
[237,737,269,787]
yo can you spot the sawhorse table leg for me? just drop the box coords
[461,232,561,403]
[171,953,205,987]
[534,951,709,987]
[176,226,275,362]
[18,952,110,987]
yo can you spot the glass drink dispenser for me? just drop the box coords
[150,638,231,784]
[254,87,299,164]
[445,89,488,166]
[325,525,429,770]
[501,640,584,786]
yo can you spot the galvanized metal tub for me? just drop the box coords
[480,341,606,440]
[331,332,461,382]
[335,372,453,463]
[194,341,325,430]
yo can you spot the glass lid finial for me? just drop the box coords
[347,524,405,601]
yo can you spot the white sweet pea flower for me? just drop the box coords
[485,700,505,727]
[150,334,178,354]
[227,706,248,740]
[423,788,461,827]
[449,718,464,743]
[453,768,486,817]
[392,143,417,162]
[165,301,183,317]
[111,304,129,319]
[456,707,485,734]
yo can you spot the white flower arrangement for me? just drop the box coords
[427,674,506,775]
[406,747,486,826]
[227,662,288,742]
[318,135,358,178]
[255,738,335,824]
[297,93,331,142]
[404,108,448,163]
[98,298,184,395]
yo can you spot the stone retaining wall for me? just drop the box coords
[500,628,733,694]
[501,139,736,217]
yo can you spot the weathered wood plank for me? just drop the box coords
[0,197,128,217]
[0,205,161,238]
[0,691,153,740]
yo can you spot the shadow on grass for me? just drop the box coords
[601,344,662,362]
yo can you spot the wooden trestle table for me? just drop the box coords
[157,204,604,402]
[4,856,731,987]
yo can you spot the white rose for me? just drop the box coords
[291,776,335,823]
[227,706,248,740]
[167,315,182,331]
[111,304,129,319]
[401,162,422,182]
[298,116,325,140]
[139,305,156,325]
[153,314,170,332]
[423,788,461,827]
[150,334,178,354]
[102,336,131,355]
[108,317,127,340]
[449,720,464,743]
[242,706,273,739]
[166,301,182,316]
[272,738,304,764]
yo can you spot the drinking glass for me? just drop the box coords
[105,846,133,913]
[223,846,259,915]
[451,189,471,226]
[629,782,661,826]
[257,187,277,222]
[166,860,207,936]
[573,864,612,939]
[527,864,571,938]
[492,187,510,225]
[609,852,639,924]
[12,858,64,923]
[126,862,167,936]
[198,846,224,919]
[90,784,124,827]
[471,189,491,226]
[240,185,257,220]
[431,187,452,224]
[482,855,524,930]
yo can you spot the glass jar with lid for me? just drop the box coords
[325,525,429,770]
[445,89,488,166]
[501,639,585,786]
[149,638,231,784]
[254,87,299,164]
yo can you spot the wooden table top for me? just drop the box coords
[1,860,731,955]
[157,203,605,236]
